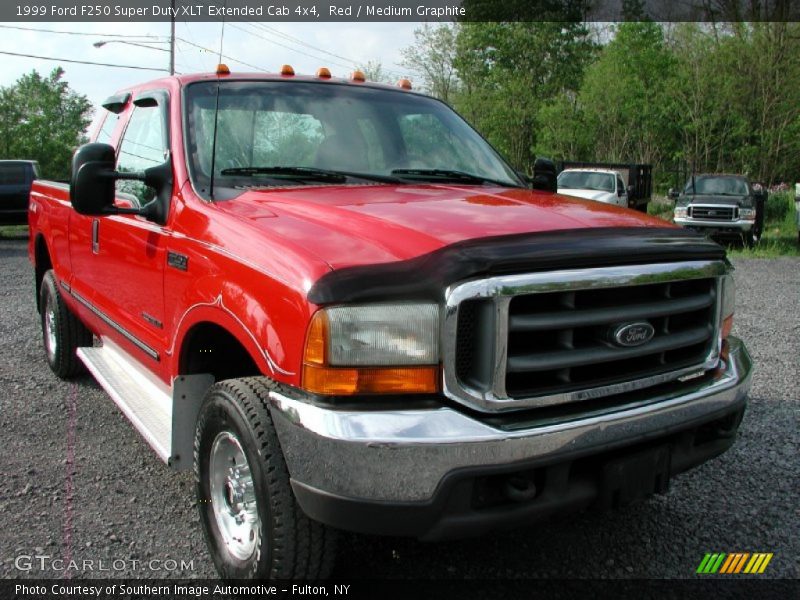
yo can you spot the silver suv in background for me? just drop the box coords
[671,174,765,247]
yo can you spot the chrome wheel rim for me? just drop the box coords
[209,431,260,561]
[44,300,57,362]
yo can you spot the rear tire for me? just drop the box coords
[39,270,92,378]
[194,377,336,580]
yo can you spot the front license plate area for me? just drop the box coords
[597,445,671,510]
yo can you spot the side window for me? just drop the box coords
[95,112,118,145]
[116,104,166,206]
[617,177,625,193]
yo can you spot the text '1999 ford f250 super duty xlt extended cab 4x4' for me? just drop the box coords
[28,66,752,580]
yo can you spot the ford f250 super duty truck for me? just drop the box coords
[671,173,766,247]
[28,67,752,580]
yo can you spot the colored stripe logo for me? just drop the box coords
[697,552,773,574]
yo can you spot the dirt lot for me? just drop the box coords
[0,238,797,580]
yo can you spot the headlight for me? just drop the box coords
[302,303,440,395]
[720,274,735,340]
[739,208,756,220]
[674,206,688,219]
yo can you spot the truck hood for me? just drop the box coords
[557,188,618,203]
[215,183,670,271]
[681,194,750,207]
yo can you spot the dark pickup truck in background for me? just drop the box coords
[671,174,766,247]
[0,160,39,224]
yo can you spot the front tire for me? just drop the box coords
[39,270,92,378]
[194,377,336,580]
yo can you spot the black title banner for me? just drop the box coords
[6,0,800,22]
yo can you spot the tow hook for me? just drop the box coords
[503,475,537,502]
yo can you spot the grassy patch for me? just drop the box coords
[0,225,29,239]
[647,195,674,221]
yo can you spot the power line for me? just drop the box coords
[228,22,353,71]
[0,24,162,39]
[0,50,169,72]
[174,37,266,71]
[249,22,358,65]
[243,21,416,81]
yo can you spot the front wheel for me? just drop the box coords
[194,377,336,579]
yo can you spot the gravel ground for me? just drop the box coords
[0,237,797,581]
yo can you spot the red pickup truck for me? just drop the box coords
[28,68,752,580]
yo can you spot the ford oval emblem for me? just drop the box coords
[611,322,655,347]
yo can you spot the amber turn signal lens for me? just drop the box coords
[302,364,439,395]
[304,311,328,366]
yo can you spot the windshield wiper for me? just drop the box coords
[390,168,519,188]
[219,166,404,185]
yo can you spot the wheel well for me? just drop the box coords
[179,322,261,382]
[34,234,53,313]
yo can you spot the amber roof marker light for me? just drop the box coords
[280,64,295,76]
[397,78,412,90]
[216,63,230,75]
[350,70,366,83]
[316,67,332,79]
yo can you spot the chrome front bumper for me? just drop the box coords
[268,337,752,504]
[674,216,753,231]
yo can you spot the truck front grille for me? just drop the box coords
[443,261,725,413]
[690,205,736,221]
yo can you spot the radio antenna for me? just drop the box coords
[208,4,227,200]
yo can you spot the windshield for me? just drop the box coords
[684,176,748,196]
[184,80,522,198]
[557,171,615,192]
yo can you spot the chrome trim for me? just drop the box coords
[674,217,753,231]
[69,290,160,361]
[442,260,728,413]
[269,337,751,503]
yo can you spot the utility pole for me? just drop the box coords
[169,0,175,75]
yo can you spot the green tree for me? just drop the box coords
[453,22,595,171]
[0,68,92,179]
[401,23,459,103]
[577,22,679,166]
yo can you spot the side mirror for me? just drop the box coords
[531,157,557,193]
[668,188,679,200]
[70,142,172,225]
[617,188,625,197]
[70,143,116,216]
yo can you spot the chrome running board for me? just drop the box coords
[78,340,173,462]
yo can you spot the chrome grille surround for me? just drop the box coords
[442,260,728,413]
[689,205,737,221]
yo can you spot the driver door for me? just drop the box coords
[70,93,170,363]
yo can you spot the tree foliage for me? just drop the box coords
[401,23,460,103]
[452,22,596,172]
[401,20,800,184]
[0,68,92,180]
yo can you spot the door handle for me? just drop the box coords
[92,219,99,254]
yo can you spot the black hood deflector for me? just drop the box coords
[307,227,726,305]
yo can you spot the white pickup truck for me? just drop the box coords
[557,167,629,207]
